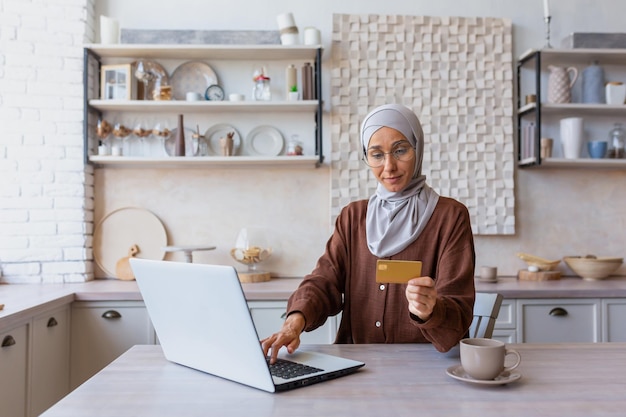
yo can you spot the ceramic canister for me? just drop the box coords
[582,62,605,104]
[560,117,584,159]
[606,82,626,105]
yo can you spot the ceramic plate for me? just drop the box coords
[170,61,218,101]
[204,124,242,156]
[93,207,167,278]
[165,127,200,156]
[245,125,284,156]
[446,364,522,386]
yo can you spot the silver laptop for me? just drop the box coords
[129,258,364,393]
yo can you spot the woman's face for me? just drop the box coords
[366,127,416,193]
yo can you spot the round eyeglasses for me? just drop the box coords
[363,144,415,168]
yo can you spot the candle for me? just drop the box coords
[543,0,550,18]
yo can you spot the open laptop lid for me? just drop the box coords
[130,258,277,392]
[131,259,364,393]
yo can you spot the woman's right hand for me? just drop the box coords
[261,312,306,364]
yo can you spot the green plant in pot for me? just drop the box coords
[288,84,299,100]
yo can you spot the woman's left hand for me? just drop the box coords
[405,276,437,321]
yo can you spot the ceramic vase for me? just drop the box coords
[560,117,584,159]
[582,62,605,103]
[548,65,578,104]
[174,114,185,157]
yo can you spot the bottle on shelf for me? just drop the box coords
[174,114,185,157]
[302,62,314,100]
[285,64,297,100]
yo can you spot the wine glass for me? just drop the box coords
[135,60,156,101]
[132,118,152,157]
[152,119,172,156]
[112,119,131,156]
[96,118,112,153]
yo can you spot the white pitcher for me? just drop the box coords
[560,117,584,159]
[548,66,578,104]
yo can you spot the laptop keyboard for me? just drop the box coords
[267,357,324,379]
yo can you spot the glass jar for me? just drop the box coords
[287,135,303,156]
[607,122,625,158]
[253,76,271,101]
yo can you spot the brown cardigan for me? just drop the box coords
[287,196,476,352]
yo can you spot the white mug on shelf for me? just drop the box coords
[560,117,584,159]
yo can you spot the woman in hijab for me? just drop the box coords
[262,104,475,364]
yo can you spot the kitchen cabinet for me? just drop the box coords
[83,44,324,168]
[492,298,516,343]
[602,298,626,342]
[516,298,601,343]
[0,322,29,417]
[247,301,338,344]
[70,301,155,389]
[30,305,70,417]
[516,48,626,168]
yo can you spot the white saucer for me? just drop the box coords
[446,364,521,385]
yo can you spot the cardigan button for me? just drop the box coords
[375,321,381,328]
[379,284,385,291]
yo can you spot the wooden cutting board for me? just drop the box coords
[518,269,561,281]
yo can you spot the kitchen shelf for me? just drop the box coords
[517,102,626,117]
[519,48,626,66]
[84,43,321,61]
[516,48,626,169]
[83,44,324,167]
[88,99,319,113]
[519,157,626,169]
[89,155,321,168]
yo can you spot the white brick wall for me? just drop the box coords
[0,0,96,283]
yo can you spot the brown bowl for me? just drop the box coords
[563,256,623,280]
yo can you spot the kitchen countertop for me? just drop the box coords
[2,276,626,330]
[41,342,626,417]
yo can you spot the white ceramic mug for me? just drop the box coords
[560,117,584,159]
[460,338,521,380]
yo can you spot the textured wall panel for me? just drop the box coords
[330,14,515,235]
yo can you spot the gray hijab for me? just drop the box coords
[360,104,439,258]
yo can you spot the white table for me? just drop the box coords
[41,343,626,417]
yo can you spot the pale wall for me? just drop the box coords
[2,1,625,282]
[94,0,626,277]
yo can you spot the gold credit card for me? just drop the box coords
[375,260,422,283]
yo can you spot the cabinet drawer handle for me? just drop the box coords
[2,335,16,347]
[47,317,58,327]
[549,307,568,317]
[102,310,122,319]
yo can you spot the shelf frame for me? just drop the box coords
[82,44,325,167]
[516,48,626,169]
[88,155,321,169]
